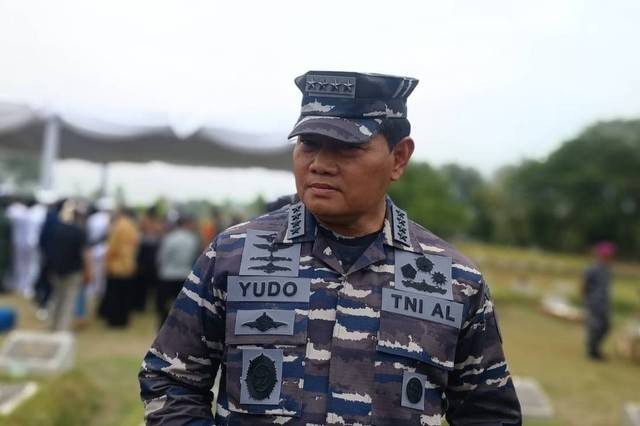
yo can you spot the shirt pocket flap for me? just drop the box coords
[376,309,460,371]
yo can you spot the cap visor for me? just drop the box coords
[288,116,380,144]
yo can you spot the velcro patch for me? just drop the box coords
[240,349,283,405]
[240,229,301,277]
[235,310,295,335]
[395,251,453,300]
[382,288,463,329]
[227,276,311,302]
[402,371,427,410]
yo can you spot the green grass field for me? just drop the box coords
[0,242,638,425]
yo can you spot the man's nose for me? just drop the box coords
[309,145,339,175]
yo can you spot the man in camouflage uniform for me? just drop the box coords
[139,71,522,425]
[583,242,615,360]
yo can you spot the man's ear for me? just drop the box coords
[390,136,414,181]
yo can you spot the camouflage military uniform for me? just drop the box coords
[583,263,612,358]
[139,200,522,425]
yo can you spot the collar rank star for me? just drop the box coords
[286,202,306,240]
[392,204,410,246]
[305,75,357,98]
[240,229,301,276]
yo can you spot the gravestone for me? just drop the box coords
[0,331,75,375]
[0,382,38,415]
[513,376,554,420]
[617,321,640,363]
[540,295,583,322]
[624,403,640,426]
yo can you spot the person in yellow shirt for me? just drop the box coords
[99,207,140,327]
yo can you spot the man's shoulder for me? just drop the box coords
[216,206,290,246]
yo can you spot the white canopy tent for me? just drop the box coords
[0,102,293,191]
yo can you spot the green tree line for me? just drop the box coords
[390,119,640,258]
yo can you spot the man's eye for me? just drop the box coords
[299,140,320,150]
[340,144,364,152]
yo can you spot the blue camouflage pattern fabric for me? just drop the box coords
[288,71,419,144]
[139,199,522,425]
[583,263,612,356]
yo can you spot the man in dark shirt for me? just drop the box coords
[0,196,12,293]
[583,241,615,360]
[47,199,91,331]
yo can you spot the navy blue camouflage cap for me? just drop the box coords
[288,71,419,144]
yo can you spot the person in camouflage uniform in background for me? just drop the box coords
[139,71,522,425]
[583,242,615,361]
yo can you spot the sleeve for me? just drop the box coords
[445,279,522,426]
[139,239,225,425]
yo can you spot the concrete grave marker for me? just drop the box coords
[513,376,554,420]
[540,295,583,322]
[0,382,38,415]
[624,403,640,426]
[617,321,640,363]
[0,331,75,375]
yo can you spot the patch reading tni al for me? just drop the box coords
[240,229,300,276]
[382,288,463,329]
[394,251,453,300]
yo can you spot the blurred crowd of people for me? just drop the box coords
[0,193,242,332]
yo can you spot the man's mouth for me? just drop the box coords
[307,183,339,195]
[309,183,337,190]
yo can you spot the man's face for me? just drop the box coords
[292,133,410,227]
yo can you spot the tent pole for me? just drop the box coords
[99,163,109,197]
[39,116,60,191]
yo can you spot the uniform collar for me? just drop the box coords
[382,197,421,254]
[278,197,421,254]
[280,201,317,244]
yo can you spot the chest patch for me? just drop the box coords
[234,310,295,335]
[227,276,311,302]
[382,288,463,329]
[394,251,453,300]
[240,349,283,405]
[240,229,301,276]
[402,371,427,410]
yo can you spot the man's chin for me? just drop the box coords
[302,196,343,218]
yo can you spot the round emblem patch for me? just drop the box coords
[405,377,423,404]
[246,353,278,400]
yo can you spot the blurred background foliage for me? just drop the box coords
[390,119,640,259]
[2,119,639,258]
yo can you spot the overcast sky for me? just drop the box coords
[1,0,640,203]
